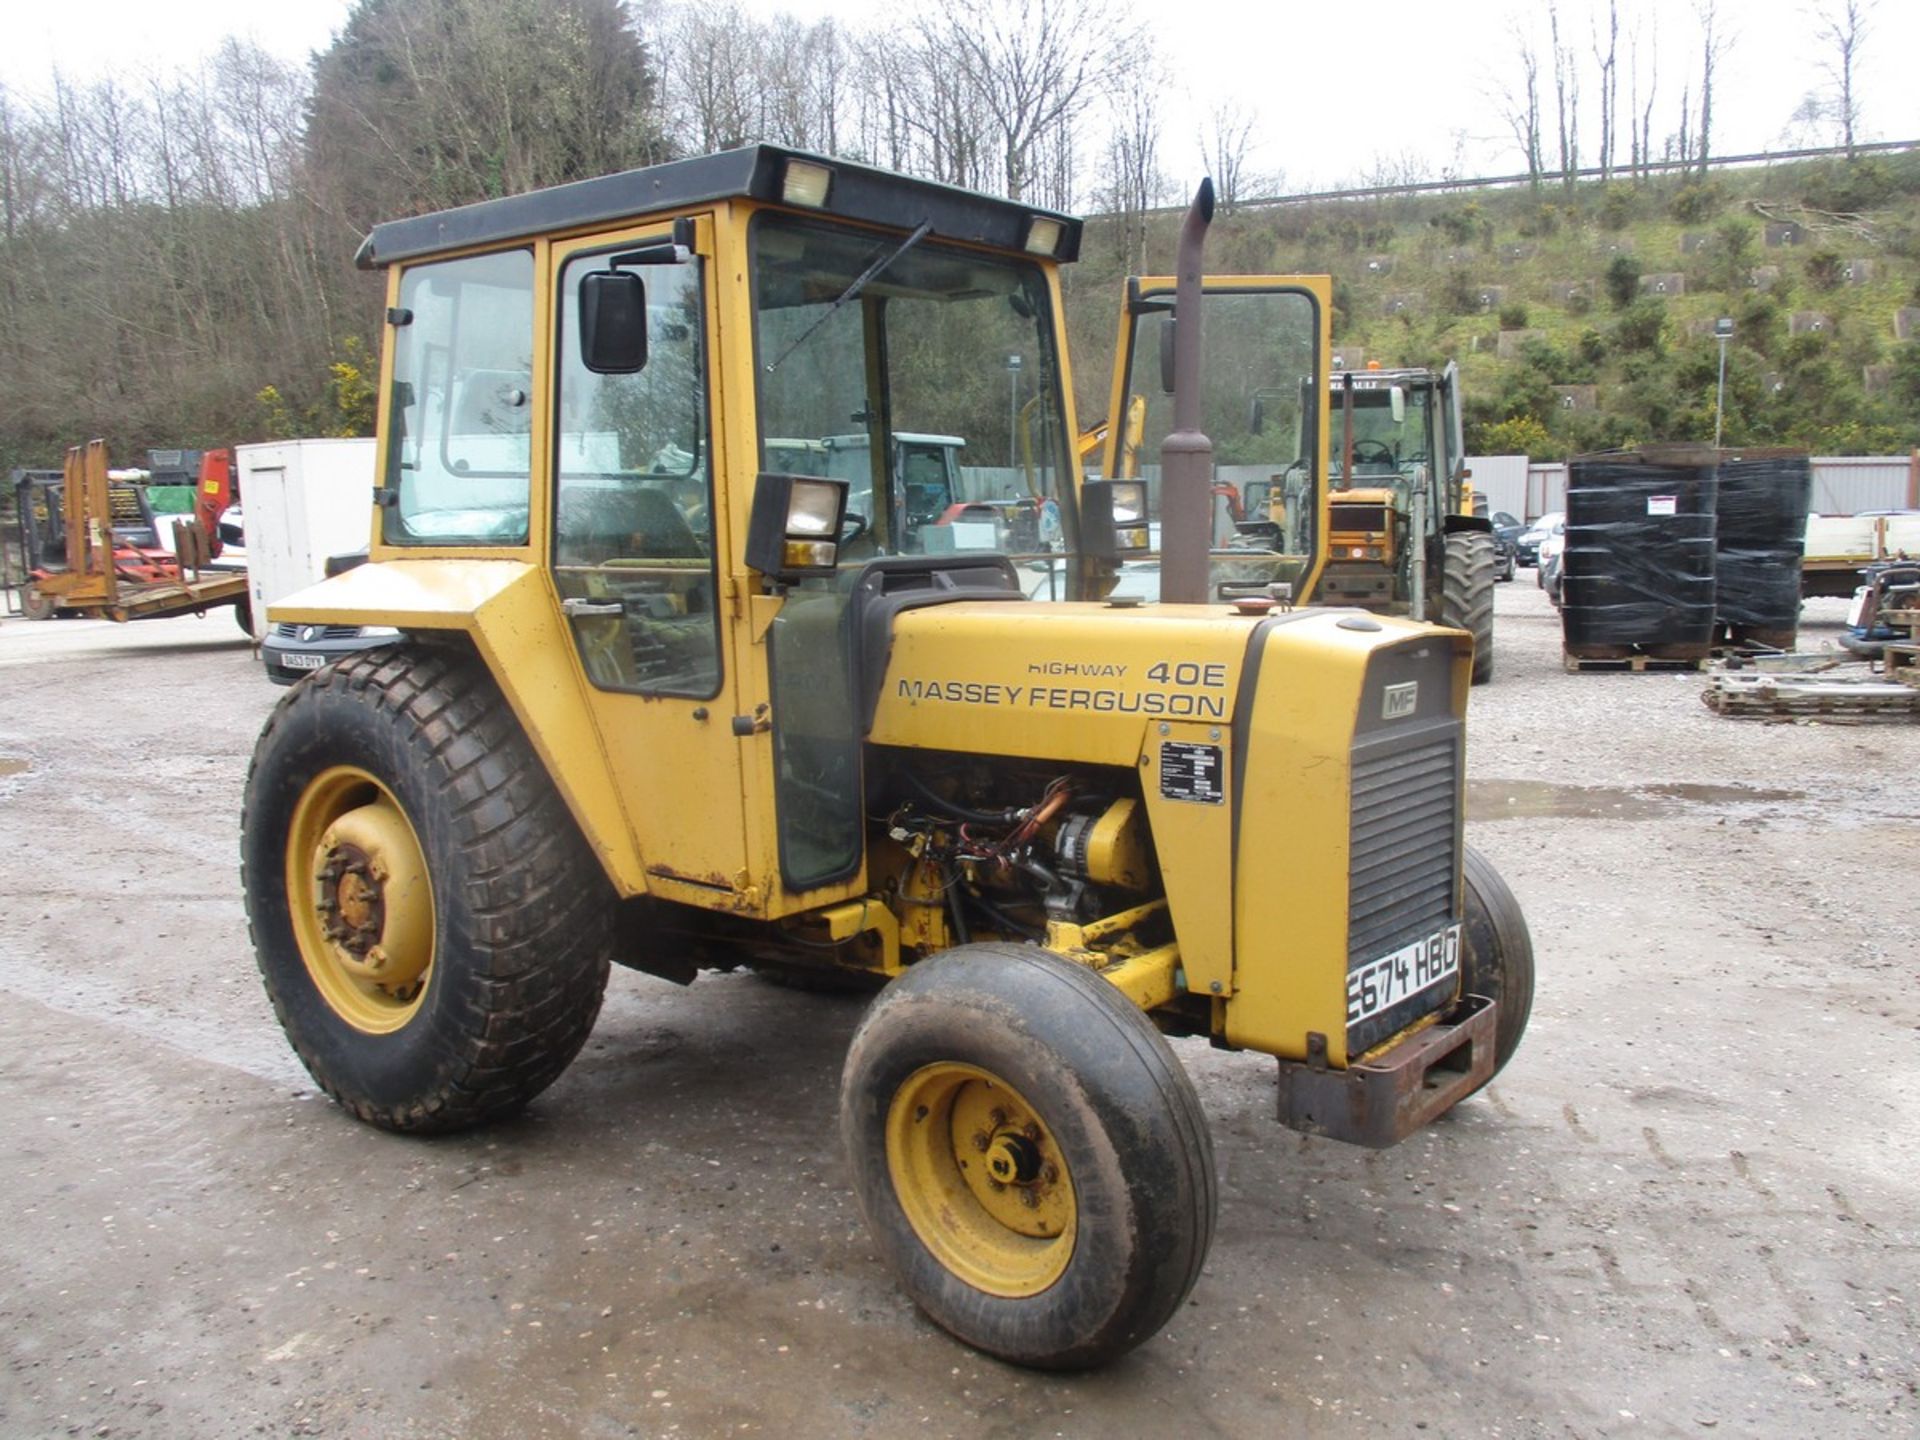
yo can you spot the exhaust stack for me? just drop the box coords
[1158,177,1215,605]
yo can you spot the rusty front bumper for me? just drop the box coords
[1275,994,1496,1148]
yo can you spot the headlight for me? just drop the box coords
[746,471,849,581]
[785,478,843,536]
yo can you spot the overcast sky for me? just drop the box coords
[4,0,1916,197]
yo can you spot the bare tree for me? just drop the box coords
[929,0,1133,202]
[1198,100,1257,215]
[1812,0,1872,157]
[1097,87,1165,271]
[1591,0,1619,181]
[1548,3,1581,192]
[1494,25,1545,191]
[1694,0,1731,177]
[1629,15,1659,181]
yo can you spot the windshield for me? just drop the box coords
[751,214,1069,562]
[1331,381,1435,483]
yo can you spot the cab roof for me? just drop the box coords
[355,145,1082,269]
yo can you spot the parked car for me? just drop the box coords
[1537,529,1567,606]
[260,549,397,684]
[1493,529,1518,582]
[1516,511,1564,567]
[1491,510,1525,550]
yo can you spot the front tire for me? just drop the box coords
[241,646,613,1132]
[841,944,1216,1370]
[1460,844,1534,1089]
[1441,531,1497,685]
[21,583,56,620]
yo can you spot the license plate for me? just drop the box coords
[281,653,326,671]
[1347,924,1461,1031]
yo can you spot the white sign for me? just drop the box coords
[1647,495,1678,516]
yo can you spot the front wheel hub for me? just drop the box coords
[885,1064,1077,1298]
[312,805,431,993]
[286,766,436,1033]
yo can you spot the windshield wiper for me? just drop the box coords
[764,220,933,373]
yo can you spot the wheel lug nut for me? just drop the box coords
[1023,1123,1041,1141]
[1042,1163,1059,1184]
[971,1133,990,1152]
[1020,1188,1039,1208]
[988,1109,1007,1129]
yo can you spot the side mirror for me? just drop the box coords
[1389,386,1406,424]
[1158,317,1177,394]
[1081,479,1151,561]
[580,270,647,374]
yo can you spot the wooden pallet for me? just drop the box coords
[1885,644,1920,689]
[1703,671,1920,720]
[1564,651,1707,673]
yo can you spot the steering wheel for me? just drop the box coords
[1350,440,1396,467]
[840,512,870,545]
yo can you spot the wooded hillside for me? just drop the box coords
[1065,153,1920,460]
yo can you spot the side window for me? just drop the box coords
[384,250,534,545]
[553,249,719,698]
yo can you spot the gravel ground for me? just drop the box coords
[0,581,1915,1439]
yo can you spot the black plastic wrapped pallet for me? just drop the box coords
[1714,448,1812,641]
[1562,446,1719,655]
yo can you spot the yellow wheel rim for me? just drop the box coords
[885,1063,1076,1299]
[285,765,436,1035]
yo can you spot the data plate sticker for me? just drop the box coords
[1347,923,1461,1033]
[1158,742,1224,804]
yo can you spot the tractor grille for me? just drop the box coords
[1348,728,1461,984]
[1330,502,1391,534]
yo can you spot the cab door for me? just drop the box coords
[548,223,752,904]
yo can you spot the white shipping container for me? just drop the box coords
[237,438,378,642]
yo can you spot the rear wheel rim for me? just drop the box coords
[285,765,435,1034]
[885,1063,1076,1298]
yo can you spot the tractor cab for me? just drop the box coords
[820,431,973,551]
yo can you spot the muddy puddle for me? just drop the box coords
[1468,779,1805,822]
[0,758,27,780]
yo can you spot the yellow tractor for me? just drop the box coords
[1314,364,1498,683]
[243,148,1533,1370]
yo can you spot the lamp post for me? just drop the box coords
[1713,316,1734,448]
[1006,354,1023,467]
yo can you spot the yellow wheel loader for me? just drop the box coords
[242,149,1533,1370]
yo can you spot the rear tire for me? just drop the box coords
[1441,531,1496,685]
[1460,844,1534,1089]
[841,944,1216,1370]
[242,645,613,1133]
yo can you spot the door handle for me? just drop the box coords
[562,597,624,618]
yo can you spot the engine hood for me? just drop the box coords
[867,600,1455,765]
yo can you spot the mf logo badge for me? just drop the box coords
[1382,681,1419,720]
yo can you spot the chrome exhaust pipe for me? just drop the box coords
[1159,177,1214,605]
